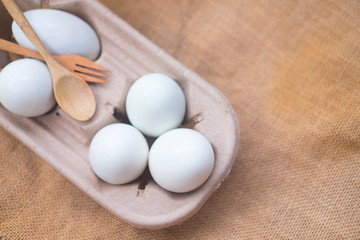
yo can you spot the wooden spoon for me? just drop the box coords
[1,0,96,121]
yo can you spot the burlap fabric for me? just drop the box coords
[1,0,359,239]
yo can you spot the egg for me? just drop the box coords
[12,9,100,60]
[89,123,149,185]
[149,128,215,193]
[126,73,186,137]
[0,59,56,117]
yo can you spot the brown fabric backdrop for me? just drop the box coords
[1,0,359,239]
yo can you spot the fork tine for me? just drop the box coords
[75,72,108,83]
[70,55,111,72]
[74,66,110,78]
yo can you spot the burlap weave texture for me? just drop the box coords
[0,0,359,239]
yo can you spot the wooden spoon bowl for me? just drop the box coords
[0,0,240,229]
[52,71,95,121]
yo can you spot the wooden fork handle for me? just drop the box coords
[0,38,42,60]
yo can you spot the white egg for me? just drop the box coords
[0,59,56,117]
[149,128,214,193]
[12,9,100,60]
[89,123,149,185]
[126,73,186,137]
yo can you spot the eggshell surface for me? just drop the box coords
[149,128,215,193]
[126,73,186,137]
[0,59,56,117]
[89,123,149,185]
[12,9,100,60]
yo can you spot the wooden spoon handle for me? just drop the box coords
[1,0,54,64]
[0,38,42,60]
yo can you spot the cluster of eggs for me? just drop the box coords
[0,9,100,117]
[0,8,215,194]
[89,73,215,193]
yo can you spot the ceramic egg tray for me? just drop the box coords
[0,0,240,229]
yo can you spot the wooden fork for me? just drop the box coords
[0,38,110,83]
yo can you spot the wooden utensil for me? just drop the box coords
[1,0,96,121]
[0,38,110,83]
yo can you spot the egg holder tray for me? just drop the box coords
[0,0,240,229]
